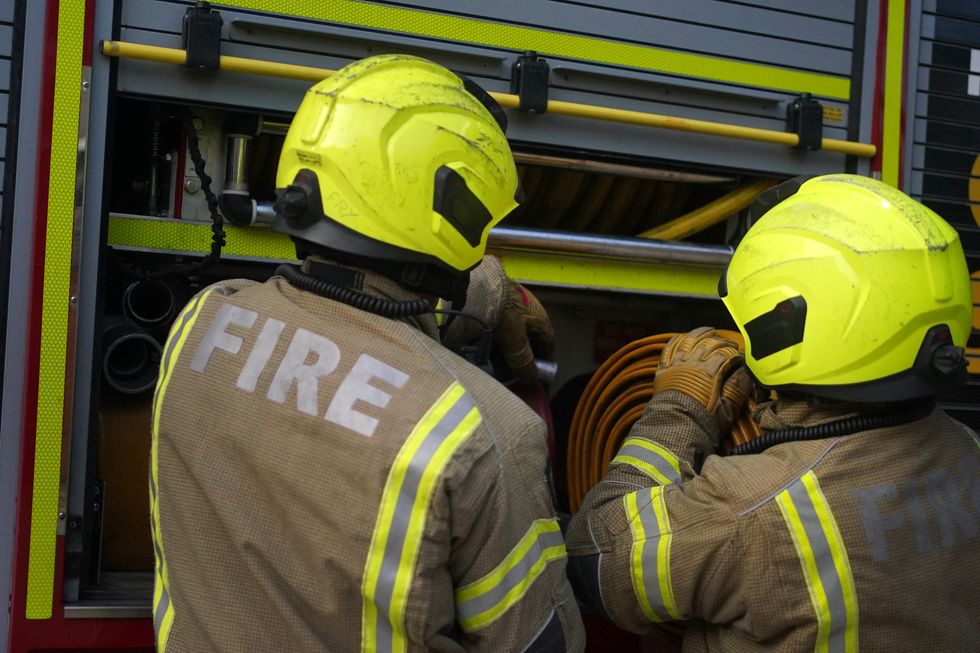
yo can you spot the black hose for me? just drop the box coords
[122,278,176,329]
[102,315,163,394]
[276,264,433,318]
[730,399,935,455]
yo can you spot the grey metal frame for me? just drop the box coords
[62,0,115,608]
[0,0,48,642]
[904,0,925,190]
[113,0,866,177]
[855,0,882,176]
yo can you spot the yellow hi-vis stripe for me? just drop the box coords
[454,518,566,632]
[361,382,482,653]
[776,471,858,653]
[612,438,682,485]
[216,0,849,100]
[149,289,215,651]
[625,486,678,622]
[26,0,85,619]
[881,0,907,188]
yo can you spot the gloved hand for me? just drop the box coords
[443,255,555,384]
[653,327,754,434]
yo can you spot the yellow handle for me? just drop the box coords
[101,40,876,158]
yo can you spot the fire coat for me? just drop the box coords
[150,264,585,652]
[566,391,980,652]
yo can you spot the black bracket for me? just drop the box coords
[182,1,223,72]
[786,93,823,151]
[510,51,550,114]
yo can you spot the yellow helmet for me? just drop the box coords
[273,54,520,296]
[720,174,970,401]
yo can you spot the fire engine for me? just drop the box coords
[0,0,977,650]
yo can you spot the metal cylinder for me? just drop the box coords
[102,316,163,395]
[254,200,277,226]
[534,359,559,385]
[122,279,176,330]
[488,226,733,268]
[224,134,251,193]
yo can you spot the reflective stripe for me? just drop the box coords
[625,487,678,622]
[455,518,567,632]
[361,383,482,653]
[775,471,858,653]
[154,586,171,643]
[150,289,215,651]
[612,438,681,485]
[217,0,850,99]
[106,216,724,299]
[880,0,907,187]
[26,0,86,619]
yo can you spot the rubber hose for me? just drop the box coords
[122,278,176,329]
[566,331,761,513]
[102,315,164,395]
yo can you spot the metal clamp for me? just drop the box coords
[510,51,550,113]
[182,1,223,72]
[786,93,823,151]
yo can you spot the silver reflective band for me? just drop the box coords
[613,439,681,485]
[154,585,170,643]
[370,389,479,651]
[776,472,858,653]
[636,491,675,620]
[456,523,566,631]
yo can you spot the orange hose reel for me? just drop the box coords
[566,332,761,512]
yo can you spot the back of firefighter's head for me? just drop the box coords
[272,54,520,298]
[720,174,971,403]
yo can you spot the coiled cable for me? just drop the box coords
[566,331,760,512]
[275,264,433,318]
[730,399,935,456]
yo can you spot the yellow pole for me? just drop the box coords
[101,40,876,158]
[638,178,775,240]
[100,40,333,82]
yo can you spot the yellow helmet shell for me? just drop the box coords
[721,174,971,397]
[275,54,519,272]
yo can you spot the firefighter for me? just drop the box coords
[149,54,584,652]
[566,175,980,651]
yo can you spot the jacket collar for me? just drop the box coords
[283,256,441,341]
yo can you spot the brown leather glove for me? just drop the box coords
[654,327,754,434]
[443,255,555,384]
[495,281,555,383]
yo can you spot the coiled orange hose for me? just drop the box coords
[566,332,761,512]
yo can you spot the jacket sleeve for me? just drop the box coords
[447,418,585,652]
[565,391,743,634]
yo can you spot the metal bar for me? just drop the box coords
[100,40,877,158]
[638,178,775,240]
[512,152,733,183]
[64,603,151,620]
[258,119,290,135]
[487,227,732,267]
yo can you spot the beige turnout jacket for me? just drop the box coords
[149,266,584,652]
[566,391,980,652]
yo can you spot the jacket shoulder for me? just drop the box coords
[694,439,840,515]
